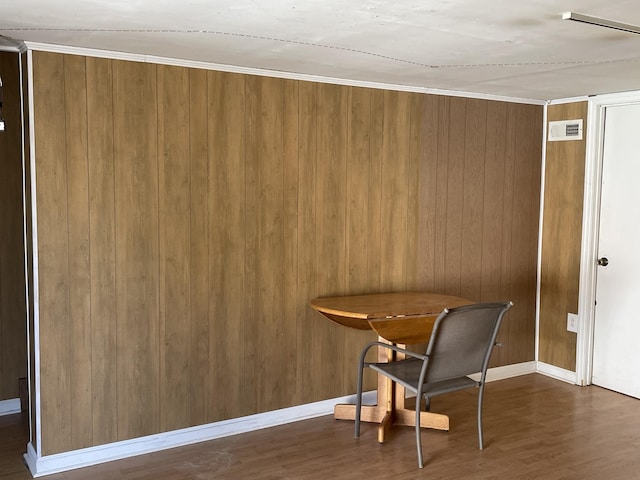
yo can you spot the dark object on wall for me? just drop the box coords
[19,377,28,412]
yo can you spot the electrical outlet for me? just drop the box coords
[567,313,578,333]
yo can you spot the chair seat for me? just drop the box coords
[370,358,479,395]
[369,358,424,392]
[422,376,479,396]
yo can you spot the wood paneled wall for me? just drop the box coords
[0,51,27,402]
[30,50,542,455]
[539,102,588,371]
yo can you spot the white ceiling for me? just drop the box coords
[2,0,640,102]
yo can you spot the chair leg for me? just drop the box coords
[355,356,365,438]
[477,383,485,450]
[416,396,424,468]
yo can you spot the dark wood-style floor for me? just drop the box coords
[2,373,640,479]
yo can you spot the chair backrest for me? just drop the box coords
[423,302,512,383]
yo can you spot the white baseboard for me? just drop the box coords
[469,361,537,383]
[23,442,38,476]
[24,390,377,477]
[0,398,21,416]
[536,361,577,384]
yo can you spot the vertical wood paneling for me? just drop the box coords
[157,65,192,431]
[207,71,246,419]
[495,104,518,366]
[86,56,118,446]
[362,89,386,390]
[444,97,467,296]
[480,101,507,302]
[480,103,518,365]
[496,104,542,365]
[343,87,378,391]
[63,55,93,449]
[379,91,411,292]
[282,79,301,401]
[367,90,385,291]
[539,102,587,371]
[295,81,317,404]
[345,87,372,294]
[30,51,543,455]
[460,99,487,301]
[433,96,451,293]
[244,74,260,412]
[246,75,290,412]
[33,51,73,454]
[187,68,210,426]
[415,95,440,292]
[528,112,543,334]
[112,60,160,440]
[512,104,542,363]
[510,105,536,315]
[0,51,27,403]
[314,82,347,397]
[500,105,517,307]
[257,75,286,410]
[405,93,425,289]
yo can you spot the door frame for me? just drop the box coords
[577,90,640,386]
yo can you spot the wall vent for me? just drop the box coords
[548,119,583,141]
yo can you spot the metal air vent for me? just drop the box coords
[548,119,583,141]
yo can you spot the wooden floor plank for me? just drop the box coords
[3,374,640,479]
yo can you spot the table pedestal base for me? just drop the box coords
[334,403,449,443]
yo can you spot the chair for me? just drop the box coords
[354,301,513,468]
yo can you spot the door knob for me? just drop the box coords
[597,257,609,267]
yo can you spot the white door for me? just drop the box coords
[592,103,640,399]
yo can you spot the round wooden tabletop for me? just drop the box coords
[310,292,473,344]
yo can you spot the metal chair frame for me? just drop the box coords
[355,301,513,468]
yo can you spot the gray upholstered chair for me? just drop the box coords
[354,301,513,468]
